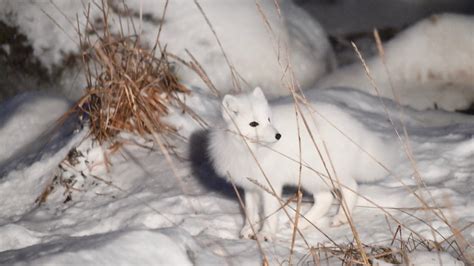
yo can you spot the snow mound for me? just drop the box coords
[316,13,474,111]
[0,224,42,253]
[0,0,335,99]
[152,0,335,97]
[0,93,85,219]
[0,93,70,163]
[0,229,195,265]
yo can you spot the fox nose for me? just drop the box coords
[275,133,281,140]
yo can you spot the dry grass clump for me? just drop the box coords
[75,1,188,144]
[36,1,191,205]
[300,227,456,265]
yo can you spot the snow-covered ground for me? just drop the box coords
[0,0,473,265]
[0,87,472,265]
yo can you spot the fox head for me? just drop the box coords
[221,87,281,145]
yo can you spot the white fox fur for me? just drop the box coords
[208,87,396,241]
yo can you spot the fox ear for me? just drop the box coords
[222,94,239,116]
[252,87,267,102]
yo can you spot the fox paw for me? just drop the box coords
[241,226,275,242]
[331,215,348,227]
[240,225,257,239]
[294,219,312,230]
[256,230,275,242]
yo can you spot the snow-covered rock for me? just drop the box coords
[0,0,335,99]
[0,1,85,69]
[316,13,474,111]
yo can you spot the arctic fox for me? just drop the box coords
[208,87,396,241]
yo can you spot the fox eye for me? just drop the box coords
[249,121,259,127]
[268,118,271,122]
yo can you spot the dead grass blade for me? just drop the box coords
[74,2,188,145]
[254,2,370,263]
[192,0,241,92]
[350,32,470,263]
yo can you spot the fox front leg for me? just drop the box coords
[240,190,261,239]
[258,185,283,241]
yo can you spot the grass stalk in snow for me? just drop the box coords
[255,2,373,264]
[193,0,242,92]
[373,29,473,264]
[190,2,330,262]
[252,3,471,265]
[372,29,457,237]
[351,33,472,264]
[229,176,270,264]
[73,0,206,211]
[40,0,470,264]
[39,0,213,231]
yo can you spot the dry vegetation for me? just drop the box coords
[42,0,472,265]
[74,1,188,145]
[37,0,192,212]
[233,5,472,265]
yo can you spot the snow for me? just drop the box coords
[0,93,70,163]
[0,229,195,265]
[0,1,86,69]
[0,93,85,220]
[0,86,472,265]
[0,0,334,99]
[0,1,473,265]
[138,0,335,97]
[406,251,465,266]
[316,13,474,111]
